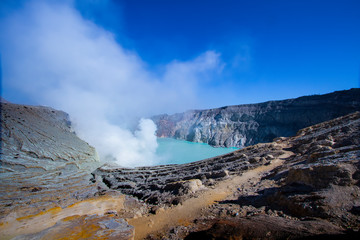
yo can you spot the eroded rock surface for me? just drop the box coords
[1,99,360,240]
[12,214,134,240]
[152,88,360,148]
[98,112,360,239]
[0,102,101,217]
[93,142,285,206]
[161,112,360,240]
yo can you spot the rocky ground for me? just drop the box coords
[95,111,360,240]
[1,100,359,239]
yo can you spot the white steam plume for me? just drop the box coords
[0,0,223,167]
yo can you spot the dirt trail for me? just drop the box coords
[0,147,293,240]
[128,149,293,239]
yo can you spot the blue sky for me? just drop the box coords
[1,0,360,110]
[75,0,360,102]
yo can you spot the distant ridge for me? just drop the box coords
[153,88,360,147]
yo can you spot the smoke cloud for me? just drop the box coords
[0,0,223,166]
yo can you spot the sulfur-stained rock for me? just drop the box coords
[2,98,360,240]
[0,102,101,217]
[12,215,134,240]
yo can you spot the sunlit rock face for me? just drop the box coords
[0,101,100,217]
[153,88,360,148]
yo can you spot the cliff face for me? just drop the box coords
[152,88,360,148]
[0,102,100,217]
[0,102,139,240]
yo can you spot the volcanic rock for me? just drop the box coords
[98,112,359,239]
[0,102,101,217]
[0,102,139,240]
[152,88,360,147]
[1,99,360,240]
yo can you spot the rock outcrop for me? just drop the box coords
[95,111,360,239]
[1,99,359,240]
[173,112,360,239]
[93,142,284,206]
[0,102,100,218]
[0,102,140,240]
[152,88,360,147]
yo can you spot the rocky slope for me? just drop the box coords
[1,99,359,240]
[0,102,100,217]
[152,88,360,148]
[0,102,138,240]
[95,111,360,239]
[181,111,360,240]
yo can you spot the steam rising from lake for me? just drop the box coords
[0,0,223,166]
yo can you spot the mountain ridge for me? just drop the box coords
[152,88,360,148]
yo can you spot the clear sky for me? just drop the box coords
[1,0,360,110]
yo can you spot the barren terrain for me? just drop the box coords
[1,99,359,239]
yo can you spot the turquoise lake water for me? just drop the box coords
[156,138,238,165]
